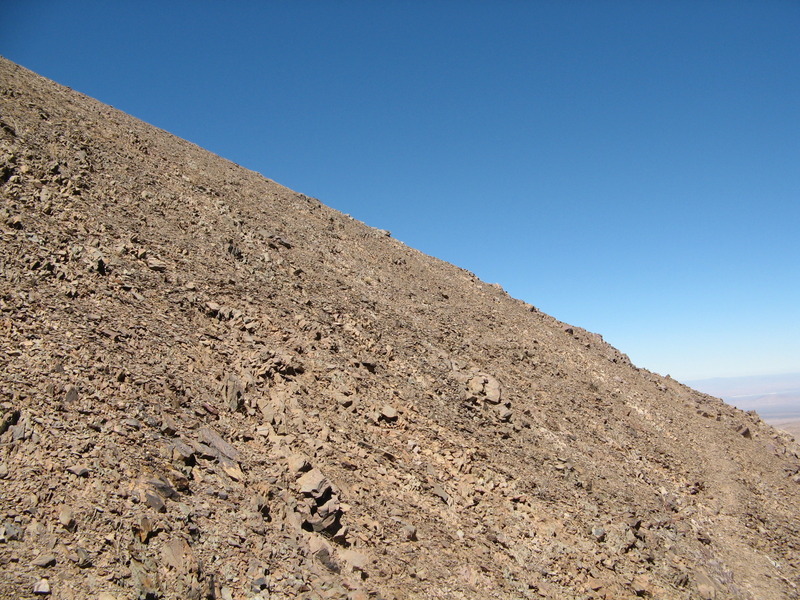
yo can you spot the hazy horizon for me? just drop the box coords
[685,372,800,423]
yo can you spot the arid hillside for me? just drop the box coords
[1,57,799,600]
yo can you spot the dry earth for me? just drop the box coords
[1,57,799,600]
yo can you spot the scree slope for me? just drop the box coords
[1,57,799,600]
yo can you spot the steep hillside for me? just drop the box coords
[1,57,799,600]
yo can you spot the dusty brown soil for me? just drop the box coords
[1,57,799,600]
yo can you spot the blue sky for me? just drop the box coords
[3,1,799,381]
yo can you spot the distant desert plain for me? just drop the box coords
[686,372,800,438]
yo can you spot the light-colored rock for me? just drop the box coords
[32,553,56,567]
[484,376,502,403]
[287,453,311,474]
[146,256,167,271]
[33,579,50,594]
[339,549,369,571]
[297,469,331,498]
[58,507,75,530]
[379,405,398,421]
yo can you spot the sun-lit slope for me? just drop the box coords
[2,57,799,600]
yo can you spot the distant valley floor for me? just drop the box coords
[685,373,800,439]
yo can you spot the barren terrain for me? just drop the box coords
[1,57,799,600]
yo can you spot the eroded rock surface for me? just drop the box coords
[1,57,799,599]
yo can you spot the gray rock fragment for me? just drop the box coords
[592,526,606,542]
[67,464,90,477]
[171,439,195,463]
[70,547,92,568]
[146,256,167,271]
[64,385,78,404]
[199,426,240,460]
[144,491,167,513]
[401,524,418,541]
[32,553,56,567]
[221,374,244,412]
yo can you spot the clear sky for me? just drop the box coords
[2,1,799,381]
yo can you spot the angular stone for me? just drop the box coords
[32,553,56,567]
[586,576,605,591]
[71,547,92,568]
[58,507,75,531]
[33,579,50,594]
[162,537,194,572]
[67,464,90,477]
[135,515,154,543]
[64,385,78,404]
[401,524,417,541]
[0,521,23,542]
[591,526,606,541]
[333,391,353,408]
[161,414,178,436]
[255,424,273,437]
[171,439,195,463]
[339,549,368,571]
[379,405,398,421]
[218,456,245,481]
[191,440,217,459]
[431,484,450,504]
[316,497,340,519]
[221,374,244,412]
[123,417,141,430]
[144,491,167,513]
[297,469,331,498]
[145,475,178,499]
[251,576,271,591]
[287,453,311,474]
[466,376,485,397]
[309,534,333,556]
[0,409,19,437]
[219,586,234,600]
[306,511,339,533]
[495,406,512,421]
[484,376,502,403]
[199,426,240,461]
[146,256,167,271]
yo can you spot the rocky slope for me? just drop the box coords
[1,57,799,600]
